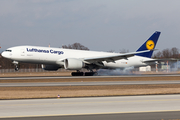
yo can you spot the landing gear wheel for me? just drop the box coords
[71,72,98,76]
[85,72,97,76]
[71,72,84,76]
[15,67,19,71]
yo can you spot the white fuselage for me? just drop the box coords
[2,46,152,69]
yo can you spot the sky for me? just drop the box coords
[0,0,180,53]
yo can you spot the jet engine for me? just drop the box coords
[64,58,85,70]
[41,64,60,71]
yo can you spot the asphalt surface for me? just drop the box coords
[1,74,180,87]
[0,95,180,119]
[1,74,180,119]
[1,74,180,80]
[1,80,180,87]
[2,111,180,120]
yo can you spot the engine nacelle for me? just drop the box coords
[64,58,85,70]
[41,64,60,71]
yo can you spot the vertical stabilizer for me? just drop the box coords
[136,31,161,58]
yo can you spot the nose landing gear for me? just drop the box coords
[15,65,19,71]
[12,61,19,71]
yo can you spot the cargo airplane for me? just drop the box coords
[1,31,161,76]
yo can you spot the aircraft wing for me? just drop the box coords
[83,50,152,64]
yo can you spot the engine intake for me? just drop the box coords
[64,58,85,70]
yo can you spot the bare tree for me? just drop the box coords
[171,47,179,58]
[153,47,180,59]
[162,48,171,58]
[153,51,162,58]
[62,43,89,50]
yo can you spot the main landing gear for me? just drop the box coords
[71,70,98,76]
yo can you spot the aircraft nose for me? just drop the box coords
[1,51,11,58]
[1,51,5,57]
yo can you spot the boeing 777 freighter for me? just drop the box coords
[1,31,161,76]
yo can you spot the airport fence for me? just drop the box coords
[0,68,69,73]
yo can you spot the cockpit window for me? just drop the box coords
[5,50,12,52]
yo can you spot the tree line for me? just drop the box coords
[153,47,180,59]
[62,43,89,50]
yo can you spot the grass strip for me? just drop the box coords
[0,84,180,99]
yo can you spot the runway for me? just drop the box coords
[1,74,180,87]
[0,95,180,119]
[1,80,180,87]
[1,75,180,119]
[1,74,180,80]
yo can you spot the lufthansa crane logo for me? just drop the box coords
[146,40,155,50]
